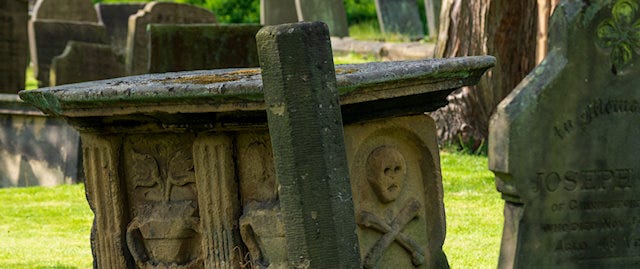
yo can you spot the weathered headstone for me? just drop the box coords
[0,0,28,93]
[50,41,125,86]
[294,0,349,37]
[28,20,107,87]
[95,3,145,57]
[257,21,361,268]
[260,0,298,25]
[125,2,217,75]
[32,0,99,22]
[375,0,425,39]
[147,24,261,73]
[490,1,640,268]
[425,0,441,39]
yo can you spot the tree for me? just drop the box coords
[431,0,550,150]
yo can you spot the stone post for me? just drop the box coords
[256,21,361,268]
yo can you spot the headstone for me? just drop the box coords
[32,0,99,22]
[50,41,125,86]
[375,0,425,39]
[95,3,145,57]
[125,2,217,75]
[294,0,349,37]
[260,0,298,25]
[489,1,640,268]
[147,24,261,73]
[0,0,28,93]
[425,0,441,39]
[257,21,361,268]
[28,20,107,87]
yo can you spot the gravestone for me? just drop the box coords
[294,0,349,37]
[425,0,441,39]
[147,24,261,73]
[125,2,217,75]
[375,0,425,39]
[489,0,640,268]
[28,20,107,87]
[50,41,125,86]
[95,3,145,57]
[260,0,298,25]
[0,0,28,93]
[32,0,99,22]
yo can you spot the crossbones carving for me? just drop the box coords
[357,198,425,268]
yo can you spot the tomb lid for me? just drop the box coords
[19,56,494,120]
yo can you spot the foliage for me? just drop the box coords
[344,0,377,24]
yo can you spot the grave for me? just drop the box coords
[0,0,28,93]
[489,0,640,268]
[147,24,261,73]
[20,22,493,268]
[50,41,125,86]
[294,0,349,37]
[260,0,298,25]
[32,0,99,23]
[125,2,217,75]
[28,20,107,87]
[375,0,425,40]
[95,3,145,57]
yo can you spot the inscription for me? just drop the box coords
[531,168,633,193]
[552,235,640,261]
[540,218,638,233]
[554,98,640,139]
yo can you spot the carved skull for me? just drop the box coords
[366,146,407,203]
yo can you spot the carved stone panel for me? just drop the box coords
[344,115,449,269]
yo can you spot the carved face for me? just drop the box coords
[366,146,407,203]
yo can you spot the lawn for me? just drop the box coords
[0,152,502,268]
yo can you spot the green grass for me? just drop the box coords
[0,152,502,268]
[333,52,380,65]
[25,66,38,90]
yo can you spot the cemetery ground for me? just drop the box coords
[0,151,501,269]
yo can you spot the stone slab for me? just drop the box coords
[0,0,28,93]
[125,2,217,75]
[28,19,107,87]
[50,41,125,86]
[95,3,145,57]
[32,0,99,22]
[489,1,640,268]
[294,0,349,37]
[147,24,261,73]
[260,0,298,25]
[0,94,82,188]
[375,0,425,39]
[425,0,441,38]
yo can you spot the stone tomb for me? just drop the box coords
[489,1,640,268]
[95,3,145,57]
[147,24,262,73]
[125,2,217,75]
[50,41,125,86]
[294,0,349,37]
[32,0,99,23]
[375,0,425,40]
[260,0,298,25]
[21,42,493,267]
[0,0,28,93]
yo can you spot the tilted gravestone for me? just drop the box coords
[95,3,145,57]
[32,0,99,23]
[147,24,261,73]
[260,0,298,25]
[375,0,425,40]
[294,0,349,37]
[125,2,217,75]
[490,0,640,268]
[28,20,107,87]
[50,41,125,86]
[0,0,28,93]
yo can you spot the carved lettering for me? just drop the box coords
[532,168,633,193]
[555,99,640,139]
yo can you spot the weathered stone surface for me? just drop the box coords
[95,3,145,57]
[147,24,261,73]
[0,0,28,93]
[257,21,361,268]
[32,0,99,22]
[0,94,81,188]
[51,41,125,86]
[425,0,441,38]
[375,0,425,39]
[28,20,107,87]
[294,0,348,37]
[125,2,217,75]
[260,0,298,25]
[489,1,640,268]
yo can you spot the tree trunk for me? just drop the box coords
[431,0,539,149]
